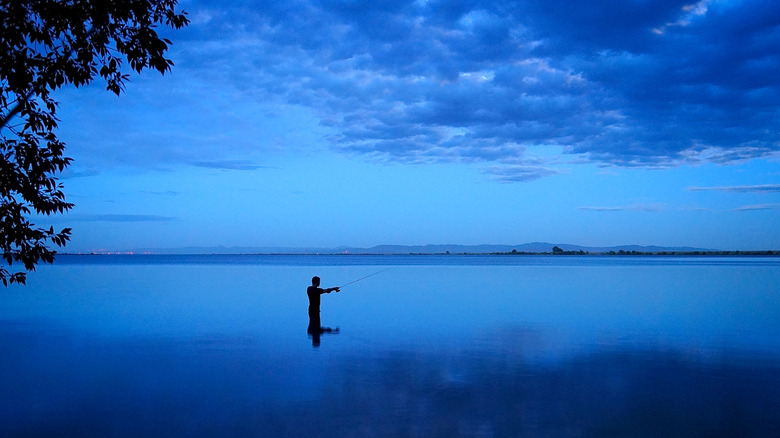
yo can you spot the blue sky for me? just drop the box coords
[43,0,779,252]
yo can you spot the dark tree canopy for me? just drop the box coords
[1,0,189,285]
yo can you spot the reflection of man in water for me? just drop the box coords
[307,276,339,346]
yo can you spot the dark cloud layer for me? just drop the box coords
[181,0,780,177]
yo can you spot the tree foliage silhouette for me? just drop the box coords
[0,0,189,285]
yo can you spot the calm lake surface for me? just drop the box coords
[2,254,779,437]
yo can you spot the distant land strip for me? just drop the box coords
[489,249,780,256]
[68,242,779,256]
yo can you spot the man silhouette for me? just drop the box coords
[307,276,339,346]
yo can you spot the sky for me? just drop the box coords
[41,0,780,252]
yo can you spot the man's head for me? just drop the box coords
[311,276,320,287]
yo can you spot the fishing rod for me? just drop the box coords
[338,268,390,289]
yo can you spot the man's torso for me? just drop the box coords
[307,286,323,314]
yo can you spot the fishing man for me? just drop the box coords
[307,276,340,345]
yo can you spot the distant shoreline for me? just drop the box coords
[59,250,780,256]
[63,242,780,256]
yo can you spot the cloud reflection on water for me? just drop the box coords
[1,321,778,437]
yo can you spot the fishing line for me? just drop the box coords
[338,268,390,289]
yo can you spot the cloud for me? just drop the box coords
[141,190,180,196]
[578,206,625,212]
[61,169,101,179]
[190,160,275,171]
[688,184,780,193]
[481,165,561,182]
[64,0,780,178]
[579,203,664,212]
[732,203,780,211]
[214,0,778,169]
[67,214,176,222]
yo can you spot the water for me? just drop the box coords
[1,255,778,437]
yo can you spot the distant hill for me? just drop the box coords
[125,242,718,255]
